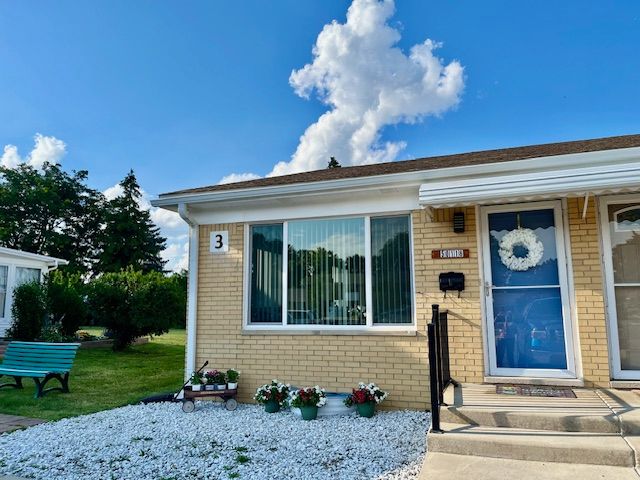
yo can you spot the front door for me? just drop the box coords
[481,201,576,378]
[600,194,640,380]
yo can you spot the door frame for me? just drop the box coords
[480,200,578,379]
[599,193,640,380]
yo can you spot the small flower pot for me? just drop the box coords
[205,384,215,391]
[214,384,226,391]
[227,382,238,390]
[264,399,280,413]
[356,401,376,418]
[191,384,202,392]
[299,405,319,421]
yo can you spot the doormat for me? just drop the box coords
[496,385,576,398]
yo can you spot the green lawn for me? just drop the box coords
[0,329,185,421]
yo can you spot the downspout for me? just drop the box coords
[178,203,199,381]
[47,260,60,273]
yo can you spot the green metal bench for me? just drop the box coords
[0,341,80,398]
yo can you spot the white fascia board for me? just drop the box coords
[419,160,640,207]
[0,247,69,266]
[151,146,640,212]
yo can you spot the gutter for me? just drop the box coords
[178,203,199,382]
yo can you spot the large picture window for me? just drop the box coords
[248,215,413,329]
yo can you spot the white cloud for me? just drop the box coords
[161,240,189,273]
[219,172,261,184]
[268,0,464,176]
[1,133,67,169]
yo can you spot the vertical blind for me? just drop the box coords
[250,224,283,323]
[287,218,366,325]
[371,216,412,324]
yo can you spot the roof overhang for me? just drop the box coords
[419,148,640,208]
[0,247,69,266]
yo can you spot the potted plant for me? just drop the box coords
[226,369,240,390]
[254,379,290,413]
[203,370,216,391]
[212,370,226,390]
[290,386,327,421]
[344,382,388,418]
[189,372,203,391]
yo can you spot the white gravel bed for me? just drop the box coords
[0,402,429,480]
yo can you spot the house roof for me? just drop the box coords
[0,246,69,266]
[160,133,640,198]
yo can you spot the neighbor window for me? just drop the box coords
[248,215,413,328]
[0,266,7,318]
[15,267,41,285]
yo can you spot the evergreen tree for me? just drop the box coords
[97,170,166,273]
[328,156,341,168]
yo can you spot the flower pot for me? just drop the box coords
[299,405,318,421]
[264,399,280,413]
[356,401,376,418]
[205,384,215,391]
[192,384,202,392]
[214,384,225,391]
[227,382,238,390]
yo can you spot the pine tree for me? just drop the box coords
[328,157,341,168]
[97,170,166,273]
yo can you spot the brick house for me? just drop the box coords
[153,134,640,409]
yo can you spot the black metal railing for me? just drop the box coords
[427,304,454,433]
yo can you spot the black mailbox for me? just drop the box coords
[439,272,465,297]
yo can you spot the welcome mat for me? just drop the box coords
[496,385,576,398]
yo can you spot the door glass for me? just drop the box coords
[488,209,568,370]
[608,204,640,370]
[15,267,41,285]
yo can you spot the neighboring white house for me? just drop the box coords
[0,247,69,337]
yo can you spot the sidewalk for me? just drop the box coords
[0,414,45,433]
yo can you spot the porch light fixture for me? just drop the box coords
[453,211,465,233]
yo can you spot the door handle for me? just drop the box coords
[484,281,492,297]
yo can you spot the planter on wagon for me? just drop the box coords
[344,383,388,418]
[182,365,240,413]
[254,380,290,413]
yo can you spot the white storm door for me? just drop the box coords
[481,201,576,378]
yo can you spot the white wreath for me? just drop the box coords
[498,228,544,271]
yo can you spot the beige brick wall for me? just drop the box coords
[193,201,613,409]
[567,197,610,386]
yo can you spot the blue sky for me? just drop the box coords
[1,0,639,269]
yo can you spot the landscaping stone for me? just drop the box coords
[0,402,429,480]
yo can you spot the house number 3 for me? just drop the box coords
[210,231,229,254]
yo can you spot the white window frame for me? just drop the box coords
[243,212,417,333]
[599,193,640,380]
[0,260,46,336]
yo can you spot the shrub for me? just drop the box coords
[47,271,88,337]
[7,281,48,341]
[87,269,183,350]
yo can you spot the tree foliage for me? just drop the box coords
[328,156,341,168]
[7,281,48,341]
[0,163,104,274]
[97,170,167,274]
[87,269,184,350]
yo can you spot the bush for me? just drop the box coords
[7,281,48,341]
[87,269,183,350]
[47,271,88,337]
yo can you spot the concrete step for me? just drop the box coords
[441,405,621,433]
[419,452,640,480]
[428,423,636,467]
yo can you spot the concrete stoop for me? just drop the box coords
[419,452,640,480]
[419,385,640,479]
[428,423,635,467]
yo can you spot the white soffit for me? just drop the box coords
[419,161,640,208]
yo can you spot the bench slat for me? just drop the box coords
[4,351,78,360]
[6,345,80,354]
[8,341,80,348]
[2,361,74,370]
[0,368,51,378]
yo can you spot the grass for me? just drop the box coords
[0,329,185,421]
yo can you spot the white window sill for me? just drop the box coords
[242,327,417,336]
[483,376,584,387]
